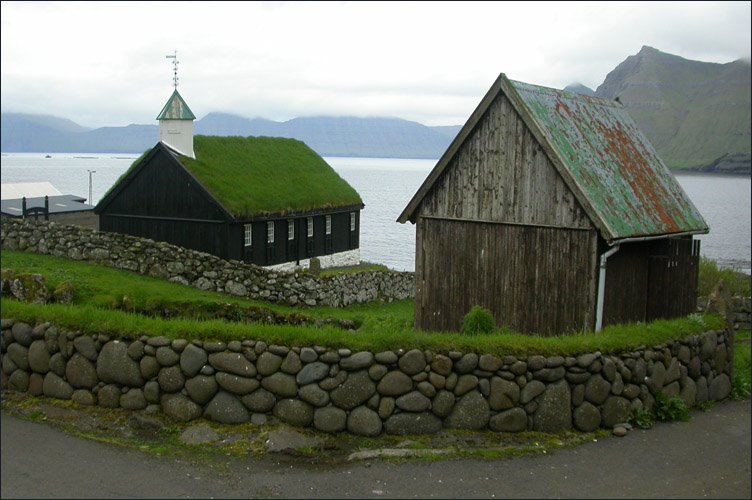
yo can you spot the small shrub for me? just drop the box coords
[698,257,750,297]
[629,406,655,429]
[461,305,496,335]
[654,392,691,422]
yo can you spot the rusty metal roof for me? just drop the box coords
[156,89,196,120]
[398,74,708,243]
[508,79,707,241]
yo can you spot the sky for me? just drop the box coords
[1,1,750,128]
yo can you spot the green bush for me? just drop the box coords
[461,305,496,335]
[629,406,655,429]
[654,392,691,422]
[698,257,750,297]
[731,330,751,400]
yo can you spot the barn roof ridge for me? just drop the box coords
[397,73,708,243]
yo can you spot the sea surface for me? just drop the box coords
[2,152,750,274]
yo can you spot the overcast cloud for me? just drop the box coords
[1,1,750,128]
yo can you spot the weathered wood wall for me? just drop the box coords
[601,243,650,327]
[602,237,701,327]
[646,237,701,321]
[415,218,598,334]
[418,93,591,229]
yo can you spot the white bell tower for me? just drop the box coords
[156,51,195,158]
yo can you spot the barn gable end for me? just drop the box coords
[418,92,592,230]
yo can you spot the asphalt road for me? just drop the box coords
[2,400,750,499]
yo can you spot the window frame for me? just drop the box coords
[288,219,295,241]
[307,217,314,238]
[267,221,275,243]
[244,223,252,247]
[325,215,332,235]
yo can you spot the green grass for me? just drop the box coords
[0,250,408,328]
[698,257,751,297]
[180,136,362,217]
[2,250,726,356]
[731,329,751,400]
[0,298,724,357]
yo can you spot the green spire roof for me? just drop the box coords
[157,90,196,120]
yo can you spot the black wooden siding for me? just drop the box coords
[236,210,359,266]
[602,237,700,327]
[98,146,360,266]
[415,217,599,335]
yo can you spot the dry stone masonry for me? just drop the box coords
[1,318,735,435]
[0,219,414,307]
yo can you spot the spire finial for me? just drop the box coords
[166,50,179,89]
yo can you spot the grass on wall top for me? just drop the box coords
[180,135,363,217]
[1,250,726,357]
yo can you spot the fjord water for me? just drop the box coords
[1,153,750,274]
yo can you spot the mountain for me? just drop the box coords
[1,113,157,153]
[3,47,748,170]
[594,46,751,173]
[1,112,458,159]
[195,113,459,158]
[564,83,595,96]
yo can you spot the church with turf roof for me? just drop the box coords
[95,88,364,270]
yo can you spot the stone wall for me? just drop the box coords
[0,218,413,307]
[697,296,752,330]
[0,317,734,436]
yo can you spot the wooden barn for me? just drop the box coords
[95,90,363,270]
[398,74,708,335]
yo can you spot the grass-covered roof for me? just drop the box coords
[178,135,362,218]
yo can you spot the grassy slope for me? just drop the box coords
[596,48,751,170]
[1,250,725,357]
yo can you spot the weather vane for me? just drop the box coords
[166,50,179,89]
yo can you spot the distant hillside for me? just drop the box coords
[1,112,459,159]
[594,46,751,174]
[564,83,595,96]
[195,113,458,158]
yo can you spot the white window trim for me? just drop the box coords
[288,219,295,240]
[307,217,313,238]
[325,215,332,235]
[244,223,252,247]
[267,221,274,243]
[350,212,356,232]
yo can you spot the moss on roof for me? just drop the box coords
[178,135,362,218]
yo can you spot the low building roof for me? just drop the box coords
[399,74,708,243]
[1,194,94,216]
[1,182,62,200]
